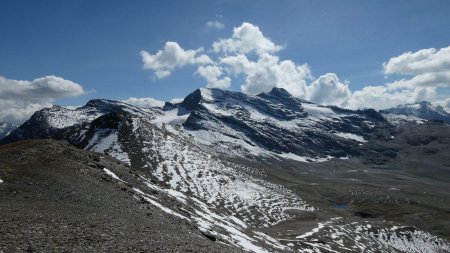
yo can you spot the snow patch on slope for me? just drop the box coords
[151,108,190,126]
[277,153,333,163]
[334,132,367,143]
[132,187,190,220]
[382,113,426,126]
[132,117,313,228]
[279,217,450,253]
[85,129,130,164]
[45,107,104,129]
[103,168,125,182]
[135,174,286,253]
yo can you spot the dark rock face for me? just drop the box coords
[178,88,203,110]
[162,102,176,111]
[383,101,450,124]
[247,88,308,120]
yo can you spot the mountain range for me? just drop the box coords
[1,88,449,252]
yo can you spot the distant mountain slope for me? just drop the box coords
[383,101,450,124]
[0,122,17,140]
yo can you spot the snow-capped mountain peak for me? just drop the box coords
[155,87,391,160]
[384,101,450,124]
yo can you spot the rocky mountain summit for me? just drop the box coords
[2,88,450,252]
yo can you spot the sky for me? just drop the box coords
[1,0,450,123]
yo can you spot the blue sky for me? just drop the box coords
[1,0,450,122]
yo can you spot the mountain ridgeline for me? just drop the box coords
[4,88,395,160]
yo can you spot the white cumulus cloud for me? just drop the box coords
[0,75,86,123]
[386,71,450,91]
[344,45,450,110]
[347,86,437,110]
[383,46,450,75]
[213,22,282,56]
[212,23,311,97]
[220,53,311,97]
[382,45,450,92]
[196,65,231,89]
[140,41,212,79]
[306,73,351,107]
[311,46,450,110]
